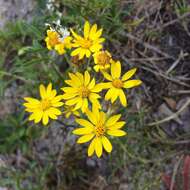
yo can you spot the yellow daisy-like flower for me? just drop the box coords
[93,50,112,72]
[71,21,105,59]
[55,36,73,55]
[45,29,60,50]
[23,83,63,126]
[62,71,102,113]
[101,60,142,106]
[73,108,126,157]
[63,106,80,118]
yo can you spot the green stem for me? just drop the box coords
[0,70,34,84]
[51,62,65,81]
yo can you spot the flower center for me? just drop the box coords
[95,122,105,137]
[80,86,90,98]
[41,99,51,111]
[49,32,60,47]
[80,39,92,49]
[97,52,111,66]
[112,79,123,88]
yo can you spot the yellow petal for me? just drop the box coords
[28,112,36,121]
[74,98,83,110]
[77,134,95,144]
[88,138,96,156]
[46,83,52,96]
[91,83,103,92]
[51,95,63,103]
[47,109,58,120]
[94,65,100,72]
[111,89,119,103]
[75,119,94,129]
[42,112,49,125]
[81,98,88,113]
[95,38,105,44]
[24,97,40,104]
[52,102,64,107]
[95,137,102,158]
[92,107,100,122]
[65,80,80,87]
[88,78,95,89]
[111,61,121,79]
[91,98,101,110]
[49,114,57,120]
[71,48,82,56]
[48,107,61,115]
[62,92,77,100]
[61,87,78,93]
[39,84,46,99]
[23,103,39,109]
[123,80,142,88]
[107,121,126,130]
[98,82,112,89]
[101,136,112,153]
[122,68,137,81]
[84,21,90,39]
[34,111,43,123]
[89,24,97,39]
[86,109,97,125]
[107,130,126,137]
[73,127,93,135]
[65,97,80,106]
[79,49,86,59]
[70,28,83,40]
[69,73,82,85]
[89,93,100,100]
[85,49,91,58]
[75,72,84,82]
[90,43,102,52]
[119,89,127,107]
[105,88,114,101]
[102,71,112,81]
[84,71,90,86]
[100,111,106,124]
[106,114,121,126]
[92,28,103,40]
[48,90,57,99]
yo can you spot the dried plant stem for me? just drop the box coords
[148,99,190,126]
[140,65,190,87]
[170,155,183,190]
[120,32,175,60]
[51,62,65,81]
[0,70,34,84]
[152,12,190,32]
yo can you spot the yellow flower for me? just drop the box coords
[71,21,105,59]
[62,71,102,113]
[73,108,126,157]
[63,106,80,118]
[23,83,63,125]
[55,36,73,55]
[101,60,142,106]
[45,29,60,50]
[93,50,112,72]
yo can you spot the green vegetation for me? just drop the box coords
[0,0,190,189]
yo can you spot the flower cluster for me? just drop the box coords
[23,21,142,158]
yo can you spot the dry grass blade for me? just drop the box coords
[120,32,175,60]
[152,12,190,32]
[148,98,190,126]
[170,155,183,190]
[140,65,190,87]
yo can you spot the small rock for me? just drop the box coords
[119,183,128,190]
[0,0,36,29]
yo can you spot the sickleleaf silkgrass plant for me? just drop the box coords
[23,20,142,158]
